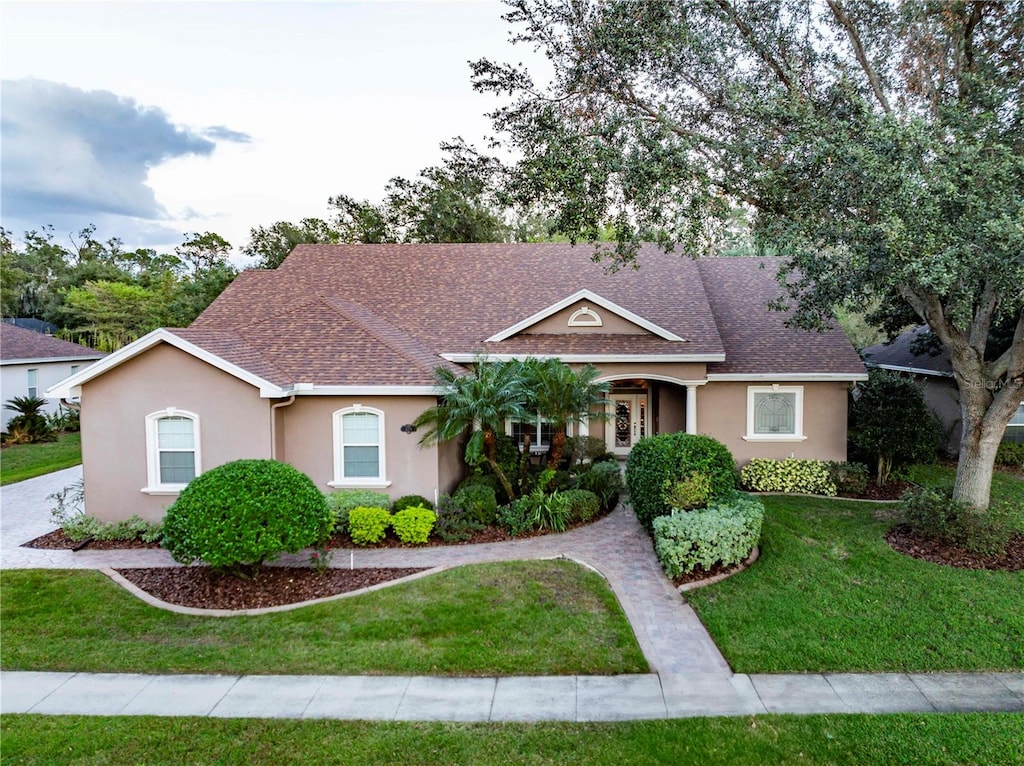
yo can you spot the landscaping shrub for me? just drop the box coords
[433,493,486,542]
[161,460,332,575]
[826,461,870,495]
[392,494,435,512]
[559,488,600,523]
[652,493,765,578]
[390,505,437,544]
[326,489,392,534]
[53,509,162,544]
[456,473,500,494]
[573,460,624,512]
[562,435,615,467]
[347,506,393,546]
[451,483,499,526]
[996,442,1024,471]
[478,431,521,503]
[663,472,712,510]
[625,433,736,531]
[499,489,572,536]
[849,369,940,484]
[740,458,838,496]
[899,487,1014,555]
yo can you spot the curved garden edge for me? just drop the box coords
[677,546,760,593]
[747,491,903,504]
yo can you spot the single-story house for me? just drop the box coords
[862,326,1024,454]
[48,244,867,522]
[1,323,104,430]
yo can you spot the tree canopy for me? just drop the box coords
[473,0,1024,509]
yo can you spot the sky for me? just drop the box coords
[0,0,538,258]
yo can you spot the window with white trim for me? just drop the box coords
[27,369,38,398]
[745,386,805,441]
[1005,402,1024,445]
[507,414,570,453]
[145,409,200,492]
[331,406,389,487]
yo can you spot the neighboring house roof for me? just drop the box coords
[48,244,867,398]
[861,326,954,378]
[2,318,59,335]
[0,323,104,365]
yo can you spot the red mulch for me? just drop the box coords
[886,524,1024,571]
[115,566,427,610]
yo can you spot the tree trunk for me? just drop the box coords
[952,412,1004,511]
[483,427,517,501]
[547,430,567,471]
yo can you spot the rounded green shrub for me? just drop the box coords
[392,494,435,512]
[391,505,437,544]
[559,488,600,523]
[161,459,332,575]
[653,493,765,577]
[625,433,736,532]
[326,489,392,534]
[452,483,498,526]
[348,506,393,546]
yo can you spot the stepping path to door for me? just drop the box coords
[2,466,1022,720]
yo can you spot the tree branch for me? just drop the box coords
[989,311,1024,382]
[713,0,799,96]
[968,280,998,353]
[826,0,892,115]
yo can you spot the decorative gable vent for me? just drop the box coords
[568,306,602,327]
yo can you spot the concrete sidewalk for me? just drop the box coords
[2,469,1022,721]
[3,670,1022,720]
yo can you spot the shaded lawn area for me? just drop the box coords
[686,493,1024,673]
[906,464,1024,517]
[0,432,81,485]
[2,713,1021,766]
[0,560,646,676]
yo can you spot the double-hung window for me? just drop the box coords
[331,406,389,487]
[27,369,38,398]
[144,409,200,493]
[745,386,806,441]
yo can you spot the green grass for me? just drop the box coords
[0,432,81,485]
[686,494,1024,673]
[906,463,1024,517]
[2,714,1021,765]
[0,560,646,676]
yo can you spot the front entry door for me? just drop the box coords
[610,394,649,457]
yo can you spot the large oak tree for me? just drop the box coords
[473,0,1024,509]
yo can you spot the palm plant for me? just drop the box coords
[413,358,528,500]
[3,395,54,443]
[523,359,611,470]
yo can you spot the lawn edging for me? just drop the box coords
[677,546,760,593]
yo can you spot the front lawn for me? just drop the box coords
[906,463,1024,516]
[0,431,81,485]
[2,713,1021,765]
[0,560,646,676]
[686,494,1024,673]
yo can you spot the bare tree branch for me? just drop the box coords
[826,0,893,115]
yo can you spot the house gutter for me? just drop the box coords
[270,395,297,461]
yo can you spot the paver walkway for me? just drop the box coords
[2,467,1021,720]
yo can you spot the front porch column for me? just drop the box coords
[686,385,698,435]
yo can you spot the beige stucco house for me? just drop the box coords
[48,244,867,522]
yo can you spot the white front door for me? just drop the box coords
[609,394,649,456]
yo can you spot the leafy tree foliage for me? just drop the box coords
[473,0,1024,509]
[244,218,338,269]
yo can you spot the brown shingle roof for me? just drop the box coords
[182,245,863,386]
[0,324,104,363]
[697,257,866,376]
[862,326,952,376]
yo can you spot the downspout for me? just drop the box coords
[270,395,296,461]
[60,398,82,413]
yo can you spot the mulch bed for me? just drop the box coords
[673,559,745,587]
[886,524,1024,571]
[839,480,915,501]
[23,529,161,550]
[115,566,427,610]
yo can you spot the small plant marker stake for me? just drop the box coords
[350,551,354,570]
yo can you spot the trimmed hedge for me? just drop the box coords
[625,433,736,531]
[996,442,1024,470]
[162,460,332,572]
[652,492,765,578]
[326,489,392,534]
[348,506,392,546]
[740,458,837,496]
[559,488,600,523]
[391,506,437,544]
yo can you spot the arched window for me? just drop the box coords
[331,405,389,487]
[144,409,200,493]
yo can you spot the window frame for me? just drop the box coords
[27,368,38,398]
[329,405,390,488]
[506,413,571,454]
[744,385,807,442]
[143,408,201,494]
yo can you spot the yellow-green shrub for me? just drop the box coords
[740,458,837,496]
[391,505,437,544]
[348,506,392,546]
